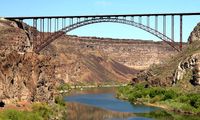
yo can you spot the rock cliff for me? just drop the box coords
[0,19,57,105]
[0,51,56,104]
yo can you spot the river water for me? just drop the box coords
[64,87,158,120]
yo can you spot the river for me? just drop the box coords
[64,87,158,120]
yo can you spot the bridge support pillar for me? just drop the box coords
[180,15,183,51]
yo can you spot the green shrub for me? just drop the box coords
[148,87,165,98]
[181,104,195,112]
[57,84,71,91]
[55,96,66,106]
[162,89,177,100]
[150,95,164,103]
[189,94,200,109]
[32,103,53,119]
[177,95,190,103]
[0,109,42,120]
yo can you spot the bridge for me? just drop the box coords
[5,12,200,53]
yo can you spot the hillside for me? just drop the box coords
[135,22,200,89]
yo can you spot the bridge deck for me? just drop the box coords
[4,12,200,20]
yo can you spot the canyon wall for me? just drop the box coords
[0,19,58,104]
[41,35,178,85]
[51,36,178,70]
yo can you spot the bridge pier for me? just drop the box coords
[180,15,183,51]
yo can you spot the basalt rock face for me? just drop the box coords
[0,51,56,104]
[0,19,33,53]
[0,19,57,104]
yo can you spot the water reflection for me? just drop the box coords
[108,117,152,120]
[65,93,157,113]
[67,102,152,120]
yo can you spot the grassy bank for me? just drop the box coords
[137,110,200,120]
[0,96,66,120]
[117,84,200,115]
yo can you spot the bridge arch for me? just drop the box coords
[35,17,179,52]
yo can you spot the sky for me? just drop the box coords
[1,0,200,42]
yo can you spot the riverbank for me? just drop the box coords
[58,83,127,93]
[117,84,200,116]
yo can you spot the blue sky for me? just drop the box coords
[1,0,200,42]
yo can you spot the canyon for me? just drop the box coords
[0,18,179,104]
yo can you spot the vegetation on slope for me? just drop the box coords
[0,98,66,120]
[117,84,200,114]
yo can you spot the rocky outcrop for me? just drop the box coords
[172,53,200,86]
[0,19,58,105]
[193,57,200,85]
[0,51,56,104]
[172,55,197,85]
[188,22,200,43]
[0,19,33,53]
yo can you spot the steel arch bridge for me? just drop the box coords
[35,17,178,52]
[5,12,200,53]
